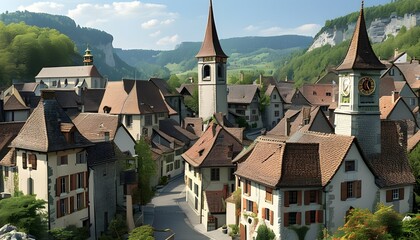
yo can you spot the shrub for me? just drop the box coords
[256,224,275,240]
[128,225,155,240]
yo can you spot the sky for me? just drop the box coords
[0,0,392,50]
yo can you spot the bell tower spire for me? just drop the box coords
[196,0,228,122]
[83,45,93,66]
[334,1,387,157]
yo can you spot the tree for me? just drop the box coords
[184,86,199,115]
[128,225,155,240]
[167,74,181,92]
[135,137,157,205]
[256,224,275,240]
[49,225,89,240]
[0,195,47,238]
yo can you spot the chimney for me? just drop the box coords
[394,48,399,58]
[240,72,244,82]
[285,118,291,136]
[302,107,311,125]
[41,90,56,100]
[223,184,228,199]
[189,77,194,83]
[392,91,399,103]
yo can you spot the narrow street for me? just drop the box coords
[149,176,209,240]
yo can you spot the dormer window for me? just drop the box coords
[61,123,75,144]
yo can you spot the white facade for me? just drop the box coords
[122,113,167,140]
[265,88,284,130]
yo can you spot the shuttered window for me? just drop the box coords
[341,180,361,201]
[386,188,404,202]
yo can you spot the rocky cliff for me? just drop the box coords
[309,12,420,51]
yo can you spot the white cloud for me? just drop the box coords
[141,19,159,29]
[17,2,65,14]
[244,25,259,31]
[260,23,321,36]
[161,19,174,25]
[149,31,161,37]
[156,34,179,46]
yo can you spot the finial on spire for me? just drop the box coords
[361,0,364,9]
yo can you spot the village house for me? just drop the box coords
[263,84,285,130]
[227,84,263,129]
[1,86,30,122]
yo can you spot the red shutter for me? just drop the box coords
[284,191,289,207]
[317,190,322,204]
[70,174,76,191]
[399,188,404,200]
[284,212,289,227]
[305,211,310,225]
[297,191,302,206]
[243,198,246,210]
[252,201,257,214]
[240,224,246,240]
[355,180,362,198]
[386,190,393,202]
[341,182,347,201]
[316,210,323,223]
[296,212,301,225]
[262,208,266,219]
[270,211,273,225]
[56,177,61,196]
[84,171,88,189]
[304,191,310,205]
[247,181,251,196]
[56,200,61,218]
[85,191,89,208]
[70,196,74,213]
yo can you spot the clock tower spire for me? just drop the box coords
[196,0,228,122]
[334,1,386,157]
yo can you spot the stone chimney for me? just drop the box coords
[392,91,400,103]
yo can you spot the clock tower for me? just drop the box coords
[334,1,386,157]
[196,0,228,122]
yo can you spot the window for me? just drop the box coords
[125,115,133,128]
[76,151,86,164]
[229,168,235,181]
[341,180,362,200]
[273,94,277,100]
[61,177,67,194]
[244,180,251,196]
[175,160,180,169]
[386,188,404,202]
[145,115,153,126]
[4,167,8,177]
[188,164,192,172]
[309,190,317,203]
[77,172,84,189]
[289,191,298,204]
[22,153,27,169]
[274,111,280,117]
[59,155,68,165]
[217,64,223,78]
[57,198,68,218]
[77,193,85,210]
[263,208,271,222]
[252,109,257,114]
[266,187,273,203]
[194,184,199,196]
[289,212,297,225]
[246,200,253,212]
[203,65,211,79]
[274,104,279,108]
[210,168,220,181]
[166,163,173,173]
[188,178,192,190]
[285,190,301,206]
[56,176,69,196]
[28,154,37,170]
[305,210,323,225]
[326,92,332,96]
[345,160,355,172]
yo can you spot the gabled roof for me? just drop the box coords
[82,88,105,112]
[0,122,25,167]
[176,83,196,96]
[35,65,103,79]
[73,113,120,142]
[265,85,285,102]
[99,79,169,115]
[336,3,386,71]
[395,61,420,89]
[4,88,29,111]
[149,78,179,97]
[299,84,335,106]
[159,118,199,146]
[10,91,91,152]
[182,120,243,168]
[152,127,185,150]
[276,81,296,104]
[408,130,420,152]
[227,85,259,104]
[195,0,227,58]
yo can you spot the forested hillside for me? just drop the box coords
[274,25,420,86]
[0,22,77,88]
[0,11,139,80]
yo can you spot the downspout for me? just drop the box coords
[200,171,203,224]
[323,188,327,231]
[47,153,51,231]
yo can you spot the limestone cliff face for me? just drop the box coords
[96,42,116,67]
[309,12,420,52]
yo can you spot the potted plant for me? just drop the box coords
[222,224,228,234]
[229,224,239,239]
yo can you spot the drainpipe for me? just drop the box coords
[47,153,51,231]
[323,188,327,231]
[200,171,203,224]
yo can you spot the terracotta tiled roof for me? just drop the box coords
[35,65,103,78]
[379,96,398,119]
[276,81,296,104]
[72,113,120,142]
[371,121,416,187]
[0,122,25,166]
[336,4,386,71]
[82,89,105,112]
[265,85,284,102]
[267,109,301,136]
[407,130,420,152]
[379,76,396,97]
[205,190,225,213]
[395,61,420,89]
[10,93,92,152]
[227,85,259,104]
[152,128,185,150]
[4,91,29,111]
[288,131,355,186]
[182,121,243,168]
[0,148,16,167]
[159,119,199,146]
[98,81,127,114]
[299,84,335,106]
[195,0,227,58]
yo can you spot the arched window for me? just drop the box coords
[203,65,211,79]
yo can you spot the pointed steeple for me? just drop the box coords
[196,0,228,58]
[336,1,386,71]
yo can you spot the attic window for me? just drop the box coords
[103,106,111,113]
[313,91,317,95]
[198,149,204,156]
[61,123,75,144]
[326,92,331,96]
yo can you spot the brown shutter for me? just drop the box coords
[284,191,289,207]
[296,212,301,225]
[243,198,246,210]
[341,182,347,201]
[65,198,69,214]
[399,188,404,200]
[284,212,289,227]
[85,191,89,208]
[305,211,310,225]
[355,180,362,198]
[84,171,88,189]
[386,190,393,202]
[247,181,251,196]
[240,224,246,240]
[70,174,76,191]
[270,211,273,225]
[262,208,266,219]
[56,177,61,196]
[65,176,69,193]
[297,191,302,206]
[70,196,74,213]
[316,210,323,223]
[317,190,322,204]
[304,191,310,205]
[252,201,257,214]
[56,200,61,218]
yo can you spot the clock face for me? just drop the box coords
[342,77,351,96]
[358,77,375,95]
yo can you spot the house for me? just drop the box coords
[159,118,199,148]
[0,122,25,194]
[299,84,337,112]
[263,85,285,130]
[379,94,418,135]
[227,84,263,129]
[9,90,92,230]
[99,79,170,140]
[2,87,30,122]
[182,117,243,231]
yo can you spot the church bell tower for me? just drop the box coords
[334,1,387,157]
[196,0,228,122]
[83,46,93,66]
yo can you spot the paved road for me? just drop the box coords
[151,176,209,240]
